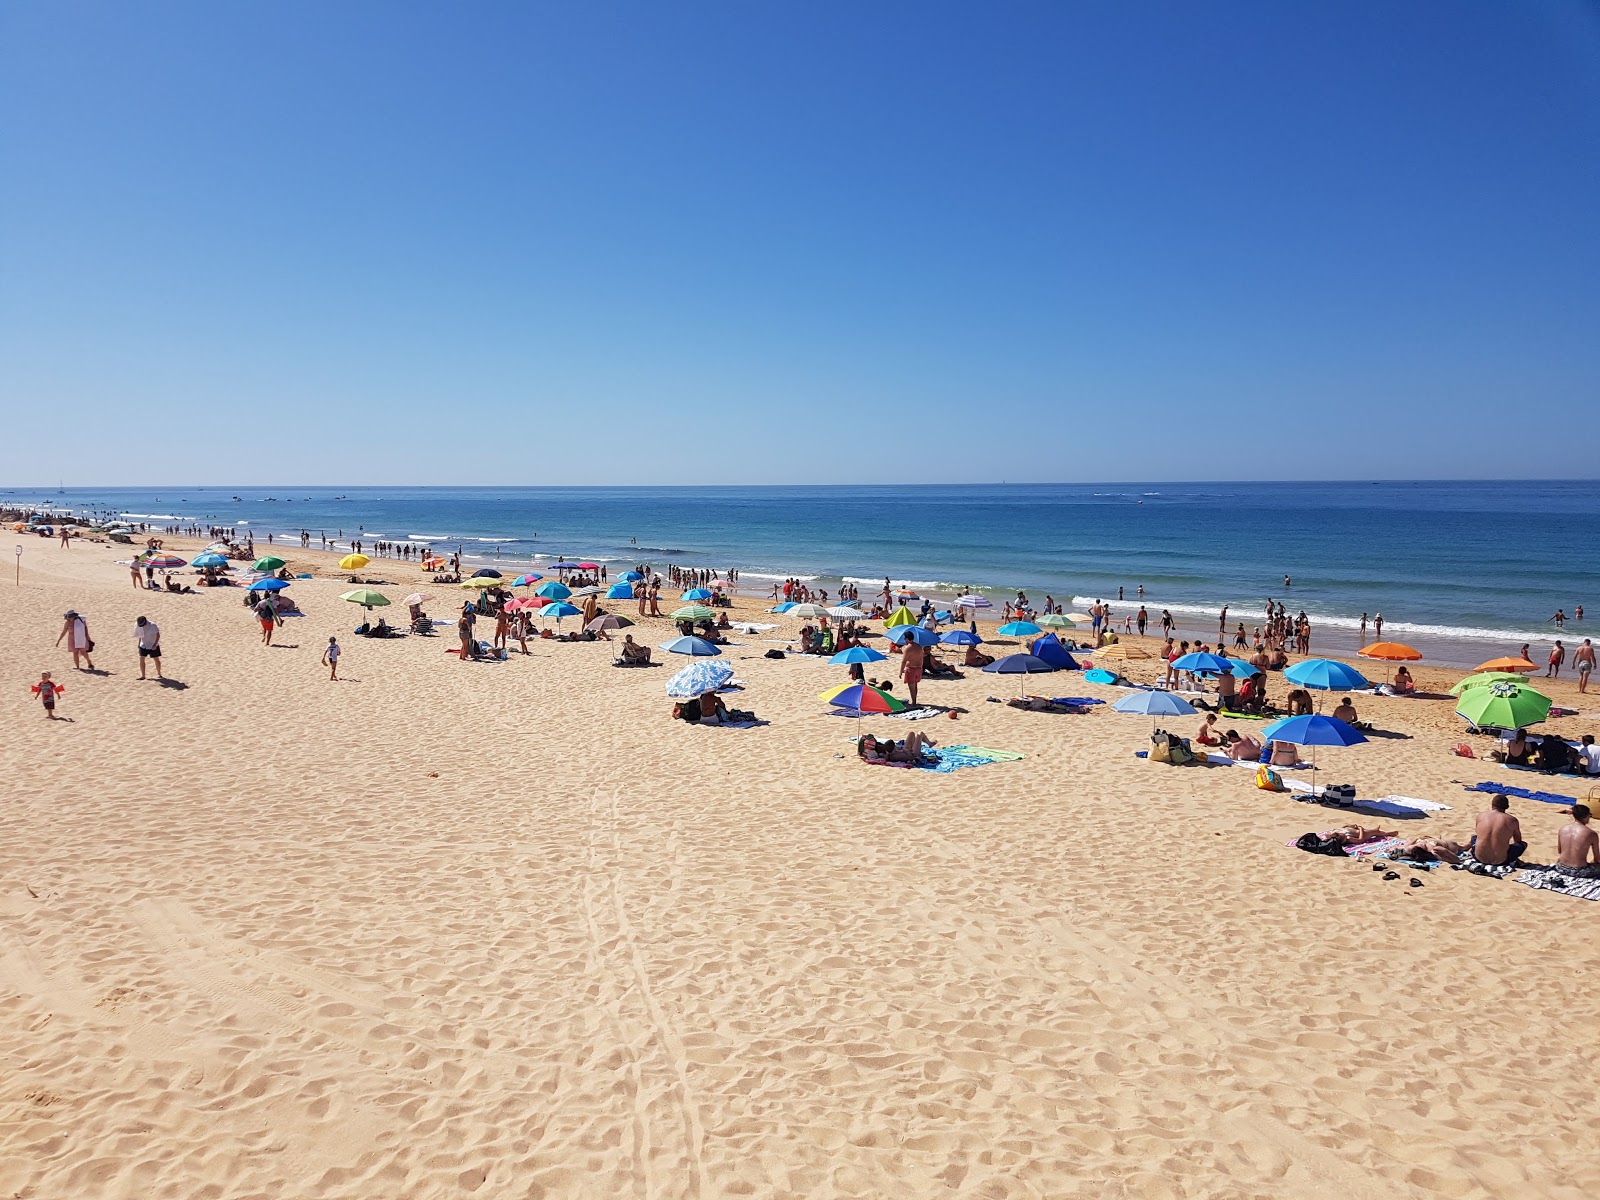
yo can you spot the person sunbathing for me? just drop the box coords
[1321,824,1398,846]
[1392,836,1467,865]
[619,635,651,664]
[859,732,937,764]
[1269,740,1300,767]
[963,644,995,667]
[1391,666,1416,694]
[1226,731,1262,760]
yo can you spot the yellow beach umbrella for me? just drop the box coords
[1096,643,1152,660]
[459,577,499,589]
[339,553,370,570]
[1066,612,1094,624]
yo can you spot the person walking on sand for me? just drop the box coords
[134,616,162,680]
[254,594,279,645]
[1161,609,1174,638]
[322,636,341,680]
[900,638,926,707]
[130,560,144,590]
[1547,640,1565,679]
[31,672,64,720]
[1576,639,1594,694]
[55,610,95,671]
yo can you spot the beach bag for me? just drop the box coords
[1168,740,1194,765]
[764,649,785,659]
[1452,743,1475,758]
[1256,766,1285,792]
[1295,832,1345,857]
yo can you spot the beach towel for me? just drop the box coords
[928,746,1024,773]
[1050,697,1105,707]
[1465,782,1578,807]
[1284,780,1448,816]
[1453,854,1519,880]
[1516,867,1600,901]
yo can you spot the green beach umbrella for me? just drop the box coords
[1448,671,1534,697]
[671,605,716,621]
[1035,613,1074,629]
[339,589,391,608]
[1454,681,1551,730]
[253,555,287,572]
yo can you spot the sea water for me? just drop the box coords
[11,481,1597,667]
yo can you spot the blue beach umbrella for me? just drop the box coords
[829,645,888,665]
[546,561,582,570]
[620,571,644,582]
[247,578,290,592]
[541,601,580,624]
[606,583,634,599]
[534,581,572,600]
[191,552,228,568]
[1113,692,1198,717]
[1225,658,1263,678]
[770,602,796,613]
[1284,659,1370,692]
[661,636,721,657]
[887,625,940,646]
[666,660,735,698]
[471,568,503,579]
[1170,652,1234,675]
[983,653,1055,674]
[1259,712,1367,774]
[996,621,1043,638]
[682,587,714,601]
[940,629,984,646]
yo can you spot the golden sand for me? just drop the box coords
[3,536,1598,1198]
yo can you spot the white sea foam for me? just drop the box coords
[119,512,180,520]
[740,571,820,582]
[408,534,448,541]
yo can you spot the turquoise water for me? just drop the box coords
[10,481,1597,667]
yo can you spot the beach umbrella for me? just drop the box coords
[504,597,537,612]
[940,629,984,646]
[786,603,830,619]
[1113,691,1198,734]
[1035,614,1074,629]
[460,577,499,589]
[402,592,432,606]
[1170,651,1236,675]
[139,553,188,570]
[821,681,907,716]
[512,574,543,587]
[1066,612,1094,624]
[827,606,868,621]
[339,554,370,570]
[666,660,735,698]
[252,555,287,572]
[1448,671,1531,697]
[191,552,229,568]
[247,578,290,592]
[682,587,714,601]
[471,568,503,579]
[1095,643,1152,661]
[887,625,940,646]
[606,583,634,599]
[1258,712,1368,774]
[1359,641,1422,661]
[541,601,580,622]
[587,614,633,632]
[672,605,716,621]
[620,571,644,582]
[884,606,917,628]
[770,602,796,613]
[568,586,603,599]
[577,562,600,571]
[1224,657,1263,678]
[982,652,1057,698]
[829,645,887,665]
[546,561,582,571]
[1455,681,1551,730]
[997,621,1043,638]
[1284,658,1370,691]
[534,581,572,600]
[1474,656,1537,674]
[955,595,993,609]
[339,589,390,625]
[661,636,721,657]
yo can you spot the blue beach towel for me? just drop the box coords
[1465,781,1579,807]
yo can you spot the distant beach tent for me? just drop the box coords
[1474,656,1538,674]
[884,606,918,628]
[1358,641,1422,661]
[1027,633,1079,670]
[661,636,721,657]
[606,583,634,599]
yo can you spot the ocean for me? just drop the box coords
[9,481,1597,668]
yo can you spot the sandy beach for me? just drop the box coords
[4,534,1599,1199]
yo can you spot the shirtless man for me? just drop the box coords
[900,639,926,706]
[1575,639,1594,694]
[1331,696,1360,725]
[1548,640,1565,679]
[1470,795,1525,866]
[1555,805,1600,878]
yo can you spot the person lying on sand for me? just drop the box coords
[859,732,937,764]
[1321,824,1399,846]
[1392,836,1468,866]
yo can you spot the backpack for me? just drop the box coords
[764,649,785,659]
[1295,832,1346,857]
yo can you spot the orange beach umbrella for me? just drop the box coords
[1358,642,1422,661]
[1474,656,1537,674]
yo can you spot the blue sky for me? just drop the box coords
[3,1,1597,485]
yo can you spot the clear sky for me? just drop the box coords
[3,1,1597,485]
